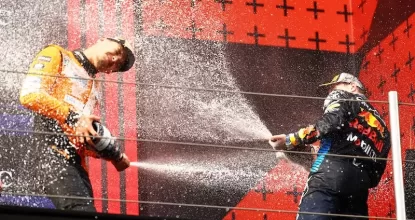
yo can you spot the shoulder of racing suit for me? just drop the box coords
[29,45,64,74]
[288,90,360,146]
[322,89,359,114]
[19,45,77,127]
[317,90,364,135]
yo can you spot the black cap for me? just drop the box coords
[107,37,135,72]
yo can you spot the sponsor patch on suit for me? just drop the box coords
[34,63,44,70]
[37,56,52,62]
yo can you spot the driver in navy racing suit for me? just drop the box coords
[270,73,391,220]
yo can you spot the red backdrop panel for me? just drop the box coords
[142,0,378,53]
[359,12,415,219]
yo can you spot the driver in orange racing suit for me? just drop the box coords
[19,37,134,211]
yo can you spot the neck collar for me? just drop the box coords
[73,50,98,77]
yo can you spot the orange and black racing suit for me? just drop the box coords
[286,90,391,220]
[19,45,105,211]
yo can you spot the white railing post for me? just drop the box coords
[388,91,406,220]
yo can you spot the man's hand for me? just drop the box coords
[269,134,287,150]
[74,114,101,146]
[111,153,130,172]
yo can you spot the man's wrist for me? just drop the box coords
[286,133,299,147]
[285,135,292,146]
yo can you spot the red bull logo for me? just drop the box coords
[357,111,385,135]
[349,113,385,152]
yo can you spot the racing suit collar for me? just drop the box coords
[357,94,367,100]
[331,89,368,100]
[73,50,98,77]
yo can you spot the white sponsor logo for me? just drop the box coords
[20,76,42,96]
[64,95,85,111]
[347,132,377,161]
[346,132,358,142]
[352,158,362,166]
[34,63,45,70]
[38,56,52,62]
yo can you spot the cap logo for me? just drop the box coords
[331,74,340,83]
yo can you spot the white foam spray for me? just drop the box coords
[138,37,274,144]
[129,161,266,189]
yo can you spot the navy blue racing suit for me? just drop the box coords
[286,90,390,220]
